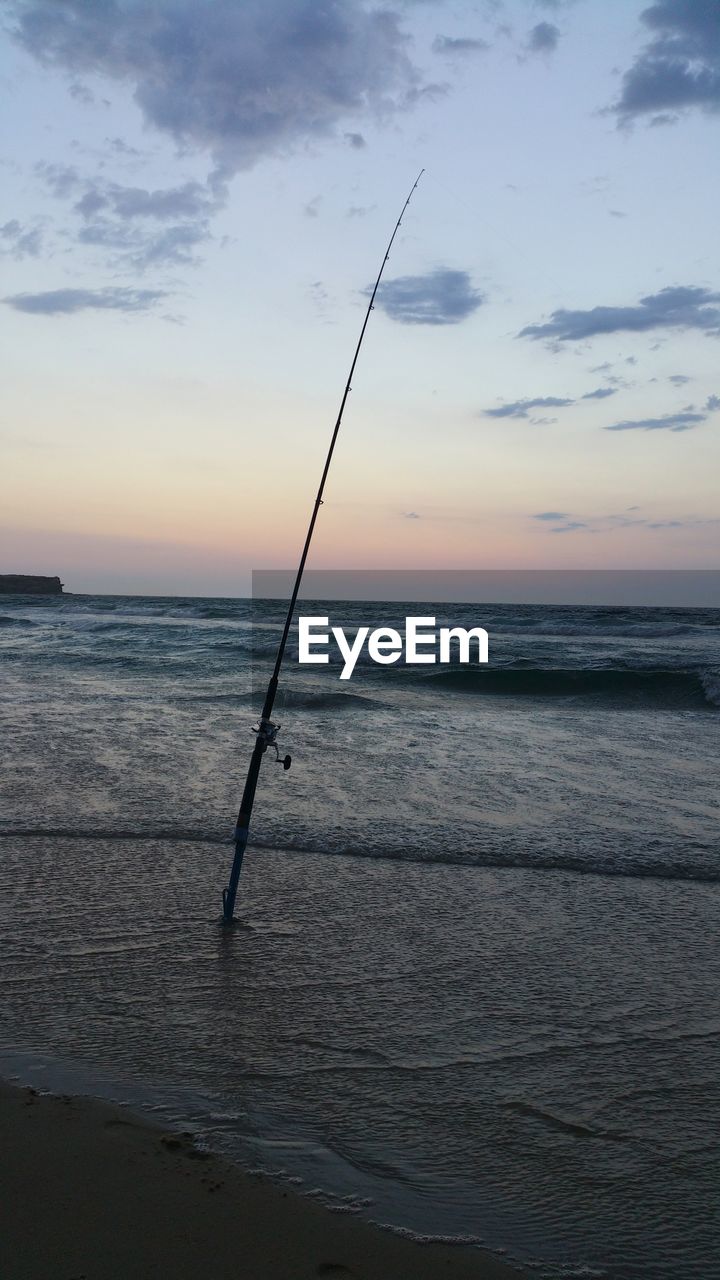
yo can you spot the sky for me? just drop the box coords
[1,0,719,596]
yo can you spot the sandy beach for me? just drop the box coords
[1,1079,524,1280]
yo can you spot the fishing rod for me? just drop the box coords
[222,169,424,923]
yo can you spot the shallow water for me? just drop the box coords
[1,593,719,1278]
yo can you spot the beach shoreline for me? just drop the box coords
[1,1077,525,1280]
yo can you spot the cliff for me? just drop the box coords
[0,575,64,595]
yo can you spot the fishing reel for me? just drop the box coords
[253,717,291,770]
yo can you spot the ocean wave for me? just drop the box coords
[492,621,713,639]
[189,604,249,620]
[173,689,380,711]
[1,827,718,884]
[0,615,38,627]
[414,667,720,708]
[700,669,720,708]
[273,688,382,711]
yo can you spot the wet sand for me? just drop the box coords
[1,1079,524,1280]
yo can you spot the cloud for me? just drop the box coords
[484,395,574,418]
[91,180,221,222]
[38,165,225,224]
[1,219,43,259]
[403,511,421,519]
[10,0,428,173]
[37,164,223,269]
[432,35,490,55]
[491,384,718,435]
[79,220,208,267]
[68,80,97,105]
[527,22,560,53]
[613,0,720,123]
[605,411,706,433]
[106,136,142,157]
[373,269,483,325]
[484,386,620,418]
[519,285,720,342]
[668,373,691,384]
[3,287,166,315]
[533,506,716,534]
[344,132,366,148]
[36,161,80,198]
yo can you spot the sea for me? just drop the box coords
[1,591,719,1279]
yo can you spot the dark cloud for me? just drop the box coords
[3,287,166,315]
[581,387,616,400]
[534,511,570,520]
[613,0,720,123]
[10,0,426,172]
[432,34,490,55]
[344,132,366,148]
[550,521,587,532]
[706,393,720,411]
[374,269,483,325]
[668,373,691,384]
[605,410,706,433]
[527,22,560,52]
[484,395,573,418]
[519,285,720,342]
